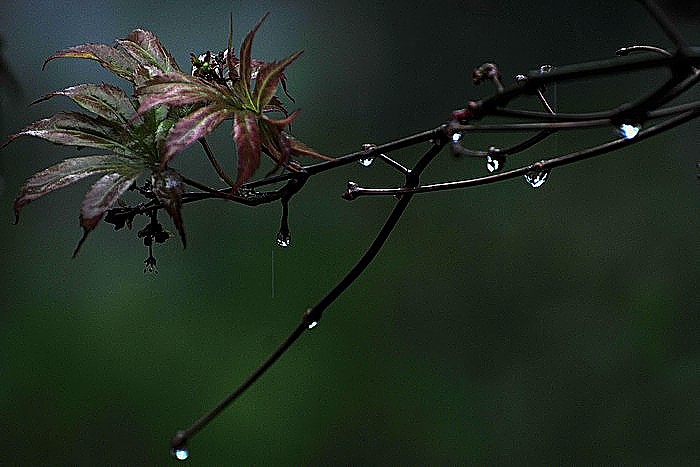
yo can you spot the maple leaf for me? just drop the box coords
[6,31,188,254]
[44,28,181,86]
[136,13,330,188]
[5,17,329,257]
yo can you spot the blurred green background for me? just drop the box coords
[1,0,698,464]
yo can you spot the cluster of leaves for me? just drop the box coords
[5,14,325,256]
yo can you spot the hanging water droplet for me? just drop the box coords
[451,132,462,143]
[303,307,321,329]
[171,446,190,461]
[617,123,641,140]
[524,169,550,188]
[359,143,377,167]
[486,155,503,172]
[358,157,374,167]
[486,147,506,173]
[276,230,291,248]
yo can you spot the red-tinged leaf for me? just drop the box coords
[136,72,230,115]
[152,168,186,247]
[226,14,238,81]
[232,111,261,187]
[117,29,181,75]
[44,44,138,82]
[13,155,142,223]
[287,133,332,160]
[252,50,303,111]
[262,109,300,129]
[239,13,270,100]
[5,112,132,155]
[259,119,291,170]
[279,73,294,101]
[162,104,234,166]
[263,96,289,116]
[74,169,142,256]
[34,83,137,124]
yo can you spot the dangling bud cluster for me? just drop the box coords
[138,211,173,273]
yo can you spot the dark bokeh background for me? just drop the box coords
[1,0,698,464]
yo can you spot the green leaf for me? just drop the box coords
[34,83,138,124]
[161,104,234,167]
[13,155,144,223]
[74,169,142,256]
[117,29,181,77]
[232,110,261,187]
[44,43,139,82]
[152,168,186,247]
[252,50,303,112]
[7,112,133,156]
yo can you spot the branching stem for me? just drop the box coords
[79,2,697,456]
[171,139,447,453]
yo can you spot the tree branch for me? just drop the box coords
[171,137,448,456]
[53,3,691,458]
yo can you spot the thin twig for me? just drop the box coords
[345,108,700,199]
[78,4,698,458]
[171,138,448,453]
[637,0,689,50]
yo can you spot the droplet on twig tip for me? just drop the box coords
[170,431,189,461]
[170,446,189,461]
[276,230,291,248]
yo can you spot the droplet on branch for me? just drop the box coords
[524,168,550,188]
[617,123,641,139]
[486,147,506,173]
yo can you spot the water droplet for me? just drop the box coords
[171,446,190,461]
[524,169,550,188]
[359,143,377,167]
[308,320,319,329]
[358,157,374,167]
[617,123,641,140]
[486,147,505,173]
[539,64,553,74]
[276,230,291,248]
[451,132,462,143]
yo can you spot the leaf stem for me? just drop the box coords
[199,137,238,188]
